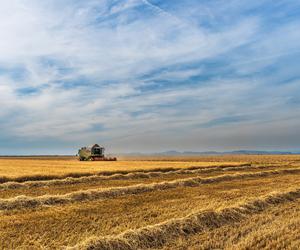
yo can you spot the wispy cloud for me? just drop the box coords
[0,0,300,154]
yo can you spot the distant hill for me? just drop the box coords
[118,150,299,156]
[1,150,298,158]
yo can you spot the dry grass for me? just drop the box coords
[70,188,300,250]
[0,157,244,178]
[0,168,299,211]
[0,155,299,249]
[1,174,300,249]
[3,163,292,199]
[163,199,300,250]
[0,163,251,184]
[0,164,254,198]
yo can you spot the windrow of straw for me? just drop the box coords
[0,164,256,190]
[2,164,291,191]
[0,168,299,211]
[68,188,300,250]
[0,164,251,184]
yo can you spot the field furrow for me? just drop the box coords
[0,168,299,211]
[1,156,299,249]
[163,199,300,250]
[0,172,299,249]
[70,187,300,250]
[0,164,293,199]
[0,159,247,179]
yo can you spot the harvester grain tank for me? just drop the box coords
[78,144,117,161]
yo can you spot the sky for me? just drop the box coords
[0,0,300,155]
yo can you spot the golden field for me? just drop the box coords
[0,157,244,178]
[0,155,299,249]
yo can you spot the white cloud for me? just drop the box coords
[0,0,299,153]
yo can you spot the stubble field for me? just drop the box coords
[0,155,299,249]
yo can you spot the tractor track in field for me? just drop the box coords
[0,168,299,211]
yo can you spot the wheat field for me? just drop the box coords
[0,155,299,249]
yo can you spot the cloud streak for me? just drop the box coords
[0,0,300,154]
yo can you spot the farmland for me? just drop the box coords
[0,155,299,249]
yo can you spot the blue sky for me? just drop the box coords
[0,0,300,154]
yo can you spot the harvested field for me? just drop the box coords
[0,157,245,178]
[0,155,299,249]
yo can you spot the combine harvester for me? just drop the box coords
[78,144,117,161]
